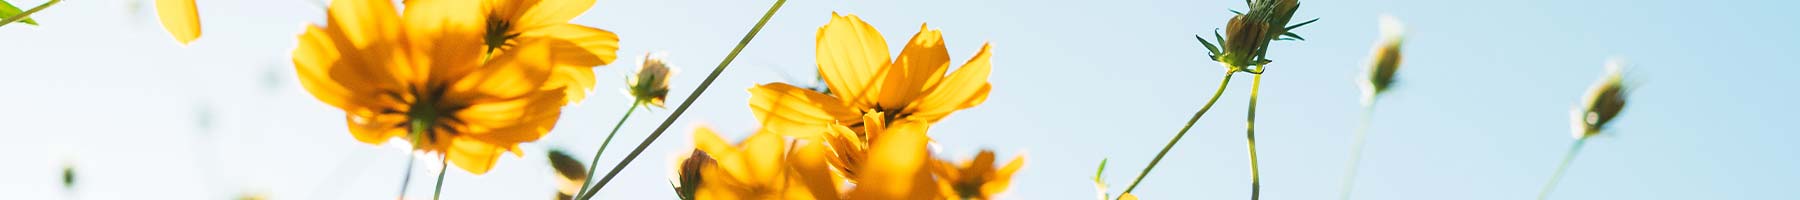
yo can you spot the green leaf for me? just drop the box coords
[1,0,39,26]
[1285,18,1320,31]
[1195,34,1220,55]
[1278,32,1306,41]
[1229,9,1244,15]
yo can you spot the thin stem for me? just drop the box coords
[432,156,448,200]
[576,0,786,199]
[1245,72,1265,200]
[1537,138,1589,200]
[1337,103,1377,200]
[397,154,415,199]
[1118,72,1237,196]
[572,103,642,199]
[0,0,59,27]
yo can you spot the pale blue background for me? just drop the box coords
[2,0,1795,199]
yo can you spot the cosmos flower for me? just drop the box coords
[932,150,1024,199]
[463,0,623,104]
[293,0,573,174]
[687,126,837,199]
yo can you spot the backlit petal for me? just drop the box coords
[982,154,1026,197]
[516,0,595,30]
[154,0,201,45]
[739,132,785,183]
[454,86,564,144]
[879,24,950,109]
[789,142,842,199]
[748,83,860,138]
[447,136,507,174]
[522,24,621,67]
[816,13,890,108]
[325,0,400,48]
[848,120,936,199]
[910,43,993,122]
[446,39,557,101]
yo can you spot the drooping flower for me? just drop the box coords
[687,126,837,200]
[462,0,622,104]
[751,13,994,137]
[154,0,201,45]
[932,150,1024,200]
[293,0,573,174]
[630,53,674,108]
[673,149,714,200]
[1570,59,1629,139]
[1359,15,1404,105]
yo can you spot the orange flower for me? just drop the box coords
[471,0,622,103]
[687,126,837,199]
[293,0,573,174]
[932,150,1024,199]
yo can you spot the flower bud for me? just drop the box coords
[1571,59,1629,139]
[546,149,588,196]
[630,53,674,108]
[1360,15,1405,104]
[675,149,713,200]
[1220,14,1272,70]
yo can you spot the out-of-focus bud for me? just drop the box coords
[1360,15,1405,105]
[630,53,674,108]
[675,149,713,200]
[546,149,588,197]
[1570,59,1629,139]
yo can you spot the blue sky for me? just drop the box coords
[2,0,1795,199]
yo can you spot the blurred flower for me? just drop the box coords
[235,192,269,200]
[750,13,994,138]
[688,126,836,199]
[60,163,75,189]
[932,150,1024,199]
[673,149,714,200]
[154,0,200,45]
[1359,15,1405,105]
[1570,59,1629,139]
[293,0,572,174]
[1118,192,1139,200]
[846,120,939,200]
[546,149,588,198]
[630,53,674,108]
[443,0,623,104]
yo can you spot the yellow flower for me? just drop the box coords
[932,150,1024,199]
[630,53,674,108]
[467,0,623,104]
[675,149,715,200]
[293,0,572,174]
[751,13,994,137]
[689,126,838,200]
[845,120,939,200]
[1118,192,1139,200]
[154,0,200,45]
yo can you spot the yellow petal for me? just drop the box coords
[692,126,738,159]
[344,113,406,144]
[982,154,1026,197]
[154,0,201,45]
[739,132,786,184]
[789,142,842,199]
[522,24,622,67]
[848,120,935,199]
[446,39,557,101]
[879,24,950,109]
[544,65,598,103]
[816,12,890,108]
[292,26,356,109]
[515,0,595,30]
[1119,192,1139,200]
[453,87,564,145]
[325,0,401,48]
[748,83,860,138]
[910,43,993,122]
[447,136,506,174]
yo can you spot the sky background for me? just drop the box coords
[4,0,1797,199]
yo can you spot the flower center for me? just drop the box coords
[483,16,521,54]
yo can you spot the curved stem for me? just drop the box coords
[1118,72,1236,196]
[0,0,59,27]
[1337,103,1377,200]
[1537,138,1588,200]
[576,0,786,198]
[432,156,448,200]
[573,103,641,199]
[1245,72,1264,200]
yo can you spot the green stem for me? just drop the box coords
[432,157,448,200]
[576,0,786,199]
[572,103,641,199]
[0,0,58,27]
[397,154,415,199]
[1337,103,1376,200]
[1537,138,1588,200]
[1118,71,1236,197]
[1246,72,1264,200]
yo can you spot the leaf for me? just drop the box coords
[1,0,39,26]
[1229,9,1243,15]
[1285,18,1320,31]
[1195,34,1220,55]
[1278,32,1306,41]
